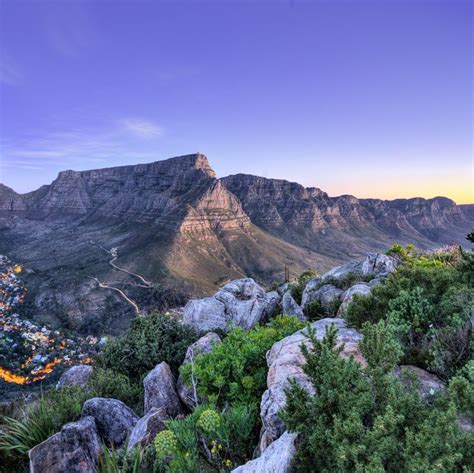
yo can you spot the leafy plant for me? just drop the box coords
[180,315,305,409]
[305,300,326,321]
[0,387,87,458]
[98,312,198,379]
[155,404,255,472]
[281,324,473,472]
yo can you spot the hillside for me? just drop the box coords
[0,153,472,334]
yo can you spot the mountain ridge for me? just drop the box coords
[0,153,472,334]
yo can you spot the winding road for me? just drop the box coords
[88,241,153,315]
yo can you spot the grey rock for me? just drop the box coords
[177,333,222,409]
[321,252,397,282]
[29,416,101,473]
[302,283,343,315]
[144,362,185,417]
[393,365,446,400]
[183,278,280,332]
[281,291,306,321]
[337,283,372,316]
[276,283,290,296]
[361,252,397,277]
[260,318,364,447]
[232,431,297,473]
[128,407,167,449]
[82,398,139,447]
[321,260,363,281]
[300,277,321,308]
[57,365,93,389]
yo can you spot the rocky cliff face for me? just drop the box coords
[0,154,471,334]
[221,174,472,252]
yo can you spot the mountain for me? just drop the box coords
[0,153,472,334]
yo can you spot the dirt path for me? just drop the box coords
[87,241,154,315]
[87,276,141,315]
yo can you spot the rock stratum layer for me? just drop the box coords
[0,153,471,334]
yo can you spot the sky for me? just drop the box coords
[0,0,472,203]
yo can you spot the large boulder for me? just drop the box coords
[183,278,280,332]
[361,252,397,277]
[29,416,101,473]
[302,284,343,315]
[128,407,167,449]
[82,398,139,447]
[57,365,93,389]
[322,252,397,281]
[300,277,321,308]
[177,333,222,409]
[232,431,297,473]
[337,283,372,317]
[281,290,306,321]
[260,318,364,447]
[144,362,186,417]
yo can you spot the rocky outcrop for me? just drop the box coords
[29,416,101,473]
[337,283,372,316]
[322,252,397,281]
[183,278,280,332]
[232,431,297,473]
[222,174,472,251]
[177,333,222,409]
[128,407,167,449]
[57,365,93,389]
[144,362,185,417]
[260,318,364,447]
[281,291,306,321]
[82,398,139,447]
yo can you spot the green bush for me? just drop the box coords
[89,368,144,415]
[324,271,374,290]
[98,312,198,379]
[345,246,472,380]
[155,404,255,472]
[281,324,473,472]
[305,300,326,321]
[180,315,305,409]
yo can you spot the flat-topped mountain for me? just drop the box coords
[0,153,471,334]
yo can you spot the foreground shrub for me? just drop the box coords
[180,315,306,409]
[154,404,255,472]
[281,324,473,472]
[0,387,87,459]
[89,368,144,415]
[98,312,198,379]
[345,246,473,380]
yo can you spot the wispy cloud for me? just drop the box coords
[0,117,164,176]
[120,118,162,139]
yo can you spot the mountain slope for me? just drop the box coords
[0,154,471,335]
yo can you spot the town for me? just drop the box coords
[0,256,101,386]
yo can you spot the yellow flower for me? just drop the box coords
[225,459,232,467]
[218,443,223,449]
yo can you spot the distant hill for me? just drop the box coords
[0,153,471,334]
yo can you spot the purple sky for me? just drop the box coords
[0,0,472,203]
